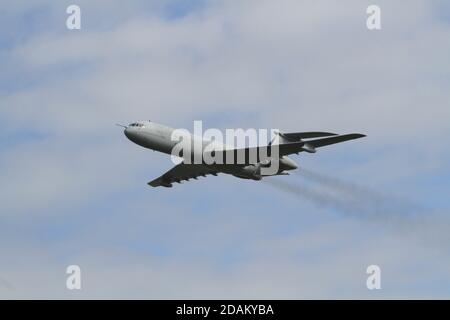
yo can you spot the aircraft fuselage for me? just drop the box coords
[123,121,297,181]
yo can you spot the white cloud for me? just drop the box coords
[0,0,449,298]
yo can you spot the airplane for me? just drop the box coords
[119,121,365,188]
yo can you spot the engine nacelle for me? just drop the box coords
[259,158,279,168]
[237,164,262,180]
[258,159,281,175]
[233,157,297,180]
[259,157,297,174]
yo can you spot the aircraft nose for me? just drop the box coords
[123,126,144,146]
[124,127,137,142]
[124,127,131,139]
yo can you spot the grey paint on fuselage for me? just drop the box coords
[123,120,297,180]
[125,121,177,154]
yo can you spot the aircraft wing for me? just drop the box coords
[148,163,218,188]
[208,133,366,164]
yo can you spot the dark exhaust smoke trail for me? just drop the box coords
[265,178,361,214]
[265,171,419,224]
[297,168,423,221]
[264,168,450,245]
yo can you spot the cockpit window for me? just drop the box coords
[129,123,144,127]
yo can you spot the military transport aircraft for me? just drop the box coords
[118,121,365,188]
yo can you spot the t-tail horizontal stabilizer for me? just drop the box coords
[270,131,338,145]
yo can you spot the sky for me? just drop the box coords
[0,0,449,299]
